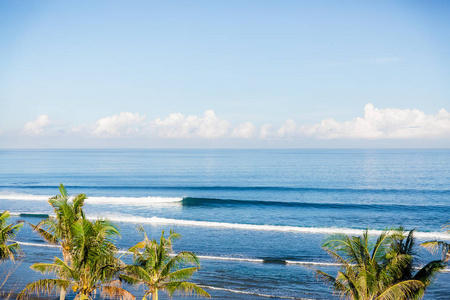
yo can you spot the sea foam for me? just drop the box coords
[0,192,182,205]
[102,215,450,240]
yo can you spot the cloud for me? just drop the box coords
[23,115,51,136]
[278,119,298,137]
[19,105,450,143]
[260,124,276,139]
[298,103,450,139]
[231,122,256,138]
[92,112,145,137]
[150,110,230,138]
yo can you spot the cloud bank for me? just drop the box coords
[19,104,450,142]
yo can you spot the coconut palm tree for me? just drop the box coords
[315,229,445,300]
[18,218,133,300]
[0,211,23,262]
[421,223,450,262]
[120,228,210,300]
[386,228,446,299]
[29,184,86,299]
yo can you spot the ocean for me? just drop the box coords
[1,149,449,299]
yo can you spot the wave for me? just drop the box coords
[13,241,450,273]
[13,241,60,248]
[10,209,450,240]
[198,285,312,300]
[182,197,450,212]
[195,255,341,266]
[3,192,450,212]
[102,215,450,240]
[2,185,449,194]
[0,192,182,205]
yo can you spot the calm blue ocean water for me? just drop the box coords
[1,149,449,299]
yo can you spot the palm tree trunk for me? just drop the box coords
[59,250,69,300]
[152,289,158,300]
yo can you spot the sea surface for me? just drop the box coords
[0,149,449,299]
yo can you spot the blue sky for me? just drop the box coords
[1,0,449,147]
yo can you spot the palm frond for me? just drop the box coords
[421,241,450,261]
[122,265,152,283]
[314,270,347,293]
[30,262,62,275]
[99,280,135,300]
[29,222,58,245]
[164,281,211,298]
[167,267,200,281]
[17,279,71,300]
[413,260,446,286]
[376,280,424,300]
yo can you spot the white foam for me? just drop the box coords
[0,192,51,201]
[285,260,342,267]
[0,192,182,206]
[13,241,60,248]
[198,285,312,300]
[87,196,182,205]
[103,215,450,240]
[197,255,264,263]
[12,241,450,273]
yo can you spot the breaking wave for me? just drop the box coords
[103,215,450,240]
[0,192,182,205]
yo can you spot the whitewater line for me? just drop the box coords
[13,241,450,273]
[102,215,450,240]
[198,285,314,299]
[9,210,450,240]
[0,192,182,205]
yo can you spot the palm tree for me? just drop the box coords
[18,218,134,300]
[0,211,23,299]
[386,228,446,299]
[0,211,23,262]
[29,184,86,299]
[120,228,210,300]
[315,229,445,300]
[421,223,450,262]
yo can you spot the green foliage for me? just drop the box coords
[421,223,450,262]
[19,184,133,300]
[18,218,133,300]
[29,184,86,255]
[121,227,210,300]
[316,228,445,300]
[0,211,23,262]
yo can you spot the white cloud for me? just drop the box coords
[260,124,276,139]
[298,103,450,139]
[19,104,450,144]
[151,110,230,138]
[23,115,51,136]
[231,122,256,138]
[92,112,145,137]
[278,119,298,137]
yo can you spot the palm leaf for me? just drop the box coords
[421,241,450,261]
[17,279,71,299]
[314,270,347,293]
[413,260,446,286]
[164,281,211,298]
[28,220,59,245]
[99,280,135,300]
[167,267,200,281]
[376,279,424,300]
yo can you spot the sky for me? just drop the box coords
[0,0,449,148]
